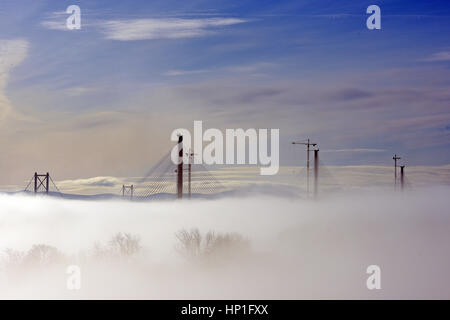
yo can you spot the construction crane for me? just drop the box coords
[393,154,401,187]
[292,139,317,196]
[186,149,196,199]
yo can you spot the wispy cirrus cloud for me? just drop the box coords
[421,51,450,62]
[64,86,100,97]
[163,69,210,76]
[101,18,247,41]
[41,19,69,31]
[41,15,248,40]
[0,39,29,122]
[41,11,80,31]
[60,176,120,188]
[163,62,277,77]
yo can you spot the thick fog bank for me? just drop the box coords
[0,187,449,299]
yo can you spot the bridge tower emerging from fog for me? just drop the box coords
[122,185,134,200]
[400,166,405,191]
[186,149,196,200]
[393,154,401,183]
[34,172,49,194]
[393,154,407,190]
[23,172,62,196]
[314,149,319,198]
[176,135,183,199]
[292,138,317,197]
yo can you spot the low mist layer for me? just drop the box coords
[1,187,450,299]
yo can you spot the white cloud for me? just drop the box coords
[102,18,247,41]
[40,11,71,31]
[421,51,450,62]
[41,20,68,31]
[163,62,276,77]
[64,86,99,96]
[40,15,247,40]
[163,69,210,76]
[60,176,121,187]
[224,62,277,73]
[0,39,29,122]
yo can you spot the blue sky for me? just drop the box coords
[0,0,450,184]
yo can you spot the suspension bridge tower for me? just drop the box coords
[177,134,183,199]
[314,149,319,198]
[34,172,49,194]
[24,172,62,195]
[292,138,317,197]
[122,185,134,200]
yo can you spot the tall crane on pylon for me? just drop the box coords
[292,138,317,196]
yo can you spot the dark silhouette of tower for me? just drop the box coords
[292,139,317,196]
[186,150,195,200]
[34,172,49,194]
[393,154,401,181]
[400,165,405,191]
[122,185,134,200]
[314,149,319,198]
[177,135,183,199]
